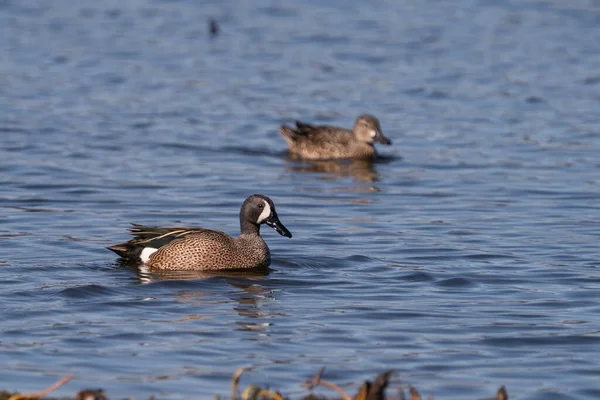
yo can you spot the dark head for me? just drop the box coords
[240,194,292,238]
[353,114,392,145]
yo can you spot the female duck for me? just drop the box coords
[280,114,392,160]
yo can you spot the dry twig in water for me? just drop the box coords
[8,376,73,400]
[231,367,249,399]
[302,367,352,400]
[409,386,421,400]
[354,371,394,400]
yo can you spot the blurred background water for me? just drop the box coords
[1,0,600,399]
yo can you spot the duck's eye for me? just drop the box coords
[258,203,264,208]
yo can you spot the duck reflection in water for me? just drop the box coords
[285,157,382,183]
[129,261,271,284]
[123,262,276,332]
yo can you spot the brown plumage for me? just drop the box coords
[107,194,292,270]
[497,386,508,400]
[280,114,392,160]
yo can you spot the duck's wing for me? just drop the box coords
[293,120,318,135]
[107,224,208,260]
[279,120,315,142]
[282,120,349,140]
[297,122,354,145]
[128,224,206,245]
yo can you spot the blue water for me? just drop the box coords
[1,0,600,399]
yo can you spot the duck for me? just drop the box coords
[107,194,292,270]
[279,114,392,160]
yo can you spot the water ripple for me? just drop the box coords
[1,0,600,399]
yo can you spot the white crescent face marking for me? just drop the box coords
[140,247,158,263]
[257,200,272,224]
[370,129,378,138]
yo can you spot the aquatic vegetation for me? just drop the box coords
[0,368,508,400]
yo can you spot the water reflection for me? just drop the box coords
[126,264,276,333]
[131,263,271,284]
[285,157,380,183]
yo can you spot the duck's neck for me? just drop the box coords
[240,218,260,236]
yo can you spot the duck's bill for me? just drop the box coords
[376,131,392,145]
[265,215,293,238]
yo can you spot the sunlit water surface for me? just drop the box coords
[1,0,600,399]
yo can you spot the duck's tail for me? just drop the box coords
[107,242,144,261]
[279,125,297,144]
[279,125,298,145]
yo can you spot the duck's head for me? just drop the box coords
[242,194,292,238]
[353,114,392,145]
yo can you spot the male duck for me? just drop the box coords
[108,194,292,270]
[279,114,392,160]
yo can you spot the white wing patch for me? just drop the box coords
[140,247,158,263]
[256,200,272,224]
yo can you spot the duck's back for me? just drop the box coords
[280,122,375,159]
[147,230,270,270]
